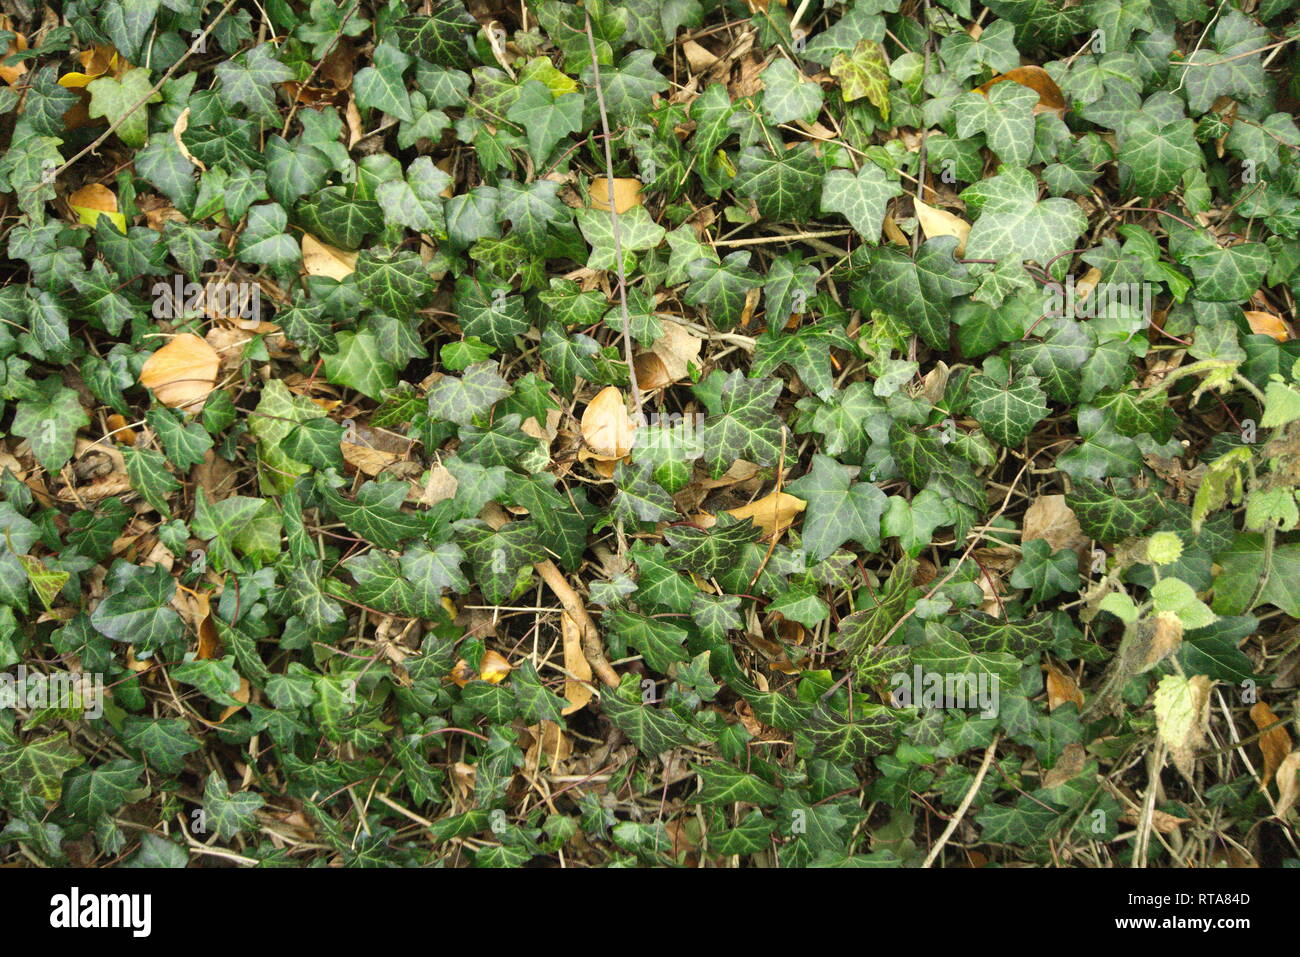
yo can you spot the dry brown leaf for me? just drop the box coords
[414,463,459,506]
[1276,750,1300,819]
[650,320,703,383]
[1244,309,1291,342]
[525,719,572,765]
[589,177,643,214]
[726,489,806,539]
[189,591,221,660]
[302,234,357,280]
[1251,700,1293,787]
[449,659,476,688]
[139,333,220,411]
[913,198,970,255]
[1075,266,1103,303]
[1022,494,1088,553]
[106,413,137,446]
[1041,741,1086,788]
[634,351,673,391]
[342,441,399,476]
[1044,662,1084,711]
[1146,611,1185,670]
[216,678,251,724]
[976,66,1068,116]
[882,213,909,246]
[1119,807,1191,834]
[560,611,594,715]
[171,107,207,172]
[0,26,27,87]
[581,386,635,458]
[682,39,719,72]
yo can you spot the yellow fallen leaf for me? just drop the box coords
[589,177,643,214]
[913,198,970,255]
[1154,673,1212,780]
[302,234,357,280]
[68,183,127,233]
[139,333,220,411]
[479,650,512,684]
[726,489,806,539]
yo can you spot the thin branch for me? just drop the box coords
[583,11,642,417]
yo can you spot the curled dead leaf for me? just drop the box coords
[581,386,635,459]
[1119,807,1190,834]
[1276,750,1300,819]
[650,320,703,384]
[1250,700,1293,787]
[634,351,673,391]
[1044,662,1084,711]
[561,611,594,715]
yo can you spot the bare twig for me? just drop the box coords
[583,11,642,417]
[922,733,1001,868]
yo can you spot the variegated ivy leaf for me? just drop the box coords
[611,461,677,525]
[962,167,1088,277]
[830,39,890,119]
[696,371,785,477]
[577,204,667,273]
[455,518,545,604]
[955,82,1038,167]
[966,359,1050,448]
[761,58,824,125]
[506,81,584,165]
[215,43,294,121]
[862,237,976,349]
[390,2,478,69]
[820,162,902,245]
[1116,113,1201,198]
[786,453,888,561]
[733,143,823,222]
[684,252,762,331]
[426,361,513,426]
